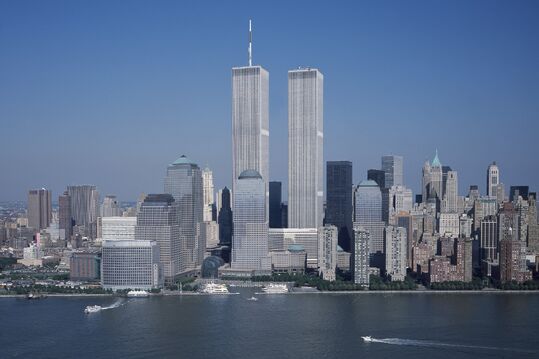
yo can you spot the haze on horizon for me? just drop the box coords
[1,0,538,202]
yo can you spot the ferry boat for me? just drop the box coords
[261,283,288,294]
[84,305,102,314]
[361,336,373,342]
[127,290,149,297]
[201,282,229,294]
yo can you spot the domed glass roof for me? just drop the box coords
[238,169,262,179]
[358,180,379,187]
[172,155,196,166]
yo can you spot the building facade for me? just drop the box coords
[318,225,338,281]
[27,188,52,231]
[326,161,353,251]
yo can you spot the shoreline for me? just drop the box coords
[2,289,539,298]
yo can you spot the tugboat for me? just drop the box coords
[84,305,102,314]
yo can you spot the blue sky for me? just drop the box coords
[1,0,538,201]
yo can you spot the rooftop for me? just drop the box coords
[238,169,262,180]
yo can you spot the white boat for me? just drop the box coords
[261,283,288,294]
[127,290,149,297]
[84,305,102,314]
[201,282,229,294]
[246,296,258,301]
[362,336,373,342]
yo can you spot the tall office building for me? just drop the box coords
[102,217,136,241]
[509,186,529,202]
[269,181,282,228]
[382,155,403,188]
[27,188,52,231]
[352,225,370,287]
[232,21,269,219]
[288,68,324,229]
[231,170,270,271]
[101,195,121,217]
[384,226,407,281]
[367,169,386,189]
[318,225,338,281]
[202,168,215,222]
[387,185,413,223]
[443,171,458,213]
[164,155,204,270]
[135,194,181,280]
[487,162,500,198]
[480,215,498,262]
[58,191,72,240]
[422,151,443,202]
[67,185,99,238]
[354,180,385,267]
[218,187,233,246]
[101,239,163,291]
[326,161,353,251]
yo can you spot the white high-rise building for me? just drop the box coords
[487,162,500,198]
[288,68,324,229]
[384,226,407,281]
[232,22,269,219]
[231,170,270,272]
[101,217,136,241]
[352,225,370,287]
[101,195,122,217]
[443,171,458,213]
[388,185,413,223]
[318,225,338,281]
[202,168,214,222]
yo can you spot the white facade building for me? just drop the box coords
[439,212,460,238]
[384,226,407,281]
[288,68,323,229]
[101,217,136,241]
[101,239,163,291]
[202,168,214,222]
[231,170,270,271]
[318,225,338,281]
[352,225,370,287]
[268,228,319,268]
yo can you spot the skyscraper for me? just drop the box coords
[218,187,233,247]
[367,169,386,189]
[135,194,181,280]
[381,155,403,188]
[422,151,443,202]
[67,185,99,238]
[232,22,269,219]
[318,225,338,281]
[443,170,458,213]
[326,161,353,251]
[354,180,385,267]
[288,68,324,229]
[352,225,370,287]
[58,191,72,240]
[231,170,270,271]
[384,226,407,281]
[487,162,500,198]
[269,181,282,228]
[164,155,204,270]
[202,168,215,222]
[27,188,51,231]
[101,195,121,217]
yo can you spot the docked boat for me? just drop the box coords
[201,282,229,294]
[261,283,288,294]
[27,293,45,300]
[127,290,149,297]
[84,305,102,314]
[362,336,373,342]
[246,296,258,301]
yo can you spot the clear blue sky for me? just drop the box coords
[1,0,538,202]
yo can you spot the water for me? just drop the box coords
[2,292,538,358]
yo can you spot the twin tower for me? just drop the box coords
[231,21,324,231]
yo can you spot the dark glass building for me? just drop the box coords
[326,161,353,251]
[367,169,385,189]
[509,186,529,202]
[269,181,283,228]
[218,187,233,246]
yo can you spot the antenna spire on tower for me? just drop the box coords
[248,19,252,66]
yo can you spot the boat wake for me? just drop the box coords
[362,337,535,354]
[101,299,126,311]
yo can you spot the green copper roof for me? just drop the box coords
[238,169,262,180]
[431,149,442,167]
[172,155,196,166]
